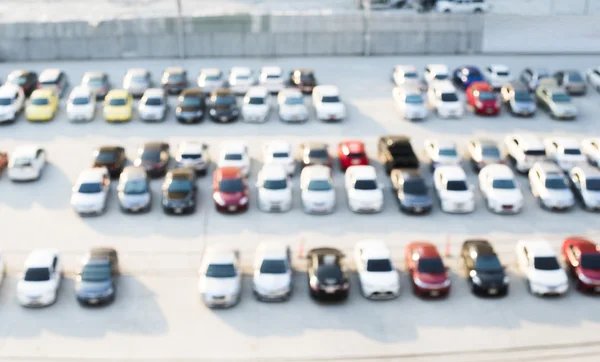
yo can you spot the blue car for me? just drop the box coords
[452,66,484,90]
[75,248,119,306]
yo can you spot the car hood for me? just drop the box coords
[253,273,291,291]
[405,103,428,113]
[579,268,600,280]
[440,189,473,201]
[163,190,192,201]
[528,268,568,285]
[0,105,15,113]
[200,276,239,295]
[18,280,54,296]
[512,100,536,111]
[317,103,345,113]
[72,192,105,205]
[488,189,523,203]
[359,271,399,287]
[280,104,307,114]
[349,189,383,202]
[259,188,291,202]
[217,191,245,203]
[76,279,113,294]
[302,189,335,204]
[415,272,448,285]
[550,102,577,113]
[401,193,433,205]
[542,189,573,201]
[243,104,268,114]
[475,270,506,284]
[177,105,203,113]
[119,192,151,205]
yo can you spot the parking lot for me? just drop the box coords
[1,54,600,361]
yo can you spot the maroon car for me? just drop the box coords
[405,241,451,298]
[93,146,126,178]
[562,237,600,293]
[288,68,317,94]
[212,167,249,213]
[134,142,170,177]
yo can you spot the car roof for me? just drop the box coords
[546,137,579,148]
[490,64,509,72]
[211,89,233,97]
[39,68,62,82]
[265,140,291,152]
[293,68,313,74]
[314,85,339,96]
[340,140,365,153]
[519,240,555,256]
[278,88,303,97]
[427,139,456,149]
[86,247,117,260]
[215,167,242,180]
[180,88,203,97]
[25,249,59,268]
[261,164,287,179]
[31,88,55,98]
[126,68,149,76]
[13,145,40,158]
[347,165,377,178]
[407,241,440,258]
[302,165,331,179]
[536,161,563,174]
[70,86,92,97]
[83,71,105,79]
[261,66,282,75]
[437,165,466,179]
[566,237,599,253]
[463,239,495,256]
[356,240,391,259]
[164,66,185,74]
[204,247,237,264]
[302,142,328,150]
[77,168,107,183]
[143,88,165,98]
[230,66,251,75]
[307,247,343,258]
[426,64,449,73]
[178,141,205,154]
[483,164,514,177]
[97,146,122,153]
[121,165,147,179]
[458,65,481,73]
[245,86,268,97]
[380,135,411,145]
[470,81,493,91]
[256,242,288,259]
[167,168,194,178]
[0,84,21,96]
[394,64,417,72]
[142,141,168,151]
[200,68,221,75]
[511,134,544,149]
[571,165,600,178]
[391,168,423,180]
[106,89,129,98]
[221,142,246,154]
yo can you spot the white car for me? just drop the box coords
[427,80,464,118]
[516,240,568,296]
[259,66,285,93]
[301,165,336,214]
[197,68,225,94]
[529,162,575,210]
[483,64,512,89]
[71,167,111,215]
[345,165,384,213]
[263,140,295,175]
[312,85,346,122]
[17,249,62,307]
[391,64,421,88]
[123,68,151,97]
[198,247,242,308]
[138,88,167,122]
[424,64,450,86]
[252,242,293,301]
[433,165,476,213]
[0,83,25,123]
[504,134,547,173]
[277,88,308,122]
[256,164,293,212]
[228,67,255,95]
[581,138,600,166]
[544,137,586,172]
[570,165,600,210]
[354,240,400,300]
[8,145,47,181]
[392,87,428,121]
[478,164,524,214]
[175,141,209,175]
[424,139,461,168]
[242,86,270,123]
[585,66,600,93]
[217,142,250,177]
[67,86,96,122]
[436,0,491,13]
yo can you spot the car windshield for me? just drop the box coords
[260,259,288,274]
[168,179,192,193]
[533,256,560,270]
[446,180,468,191]
[478,91,496,101]
[109,98,126,106]
[263,179,287,190]
[144,97,163,106]
[366,259,393,272]
[71,97,89,105]
[417,258,445,274]
[552,93,571,103]
[224,153,242,161]
[482,147,501,158]
[301,74,314,82]
[475,255,503,273]
[405,94,423,104]
[24,267,50,281]
[123,179,147,195]
[180,153,202,160]
[12,157,32,167]
[81,264,111,282]
[567,72,583,82]
[404,72,418,79]
[96,151,116,162]
[0,98,12,106]
[206,263,236,278]
[563,148,581,155]
[441,93,458,102]
[492,179,516,189]
[131,75,147,83]
[181,97,202,107]
[266,74,280,79]
[354,179,377,190]
[85,78,104,86]
[31,98,49,105]
[439,148,457,157]
[403,179,428,195]
[235,74,250,80]
[204,74,221,81]
[78,182,103,194]
[308,149,328,158]
[307,179,332,191]
[434,74,448,80]
[167,73,184,82]
[515,91,533,102]
[586,178,600,191]
[219,179,244,193]
[272,152,289,158]
[580,254,600,270]
[524,149,545,156]
[141,150,161,161]
[214,96,235,106]
[284,97,303,105]
[247,97,264,105]
[9,76,27,85]
[496,71,510,77]
[347,152,366,159]
[545,177,568,189]
[321,96,340,103]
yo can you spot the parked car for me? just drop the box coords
[544,137,586,172]
[354,240,400,300]
[433,165,476,213]
[405,241,450,298]
[425,139,461,169]
[175,141,209,175]
[516,239,569,296]
[134,142,170,177]
[467,138,503,172]
[207,89,239,123]
[17,249,62,307]
[478,164,524,214]
[71,167,110,215]
[256,164,293,212]
[161,67,187,94]
[103,89,133,122]
[378,135,420,173]
[92,146,126,177]
[25,88,59,122]
[38,68,69,97]
[466,81,500,115]
[8,145,46,182]
[0,251,5,287]
[75,248,119,305]
[452,65,485,90]
[312,85,346,122]
[81,71,110,99]
[483,64,512,89]
[228,67,255,95]
[528,162,575,210]
[553,70,586,95]
[390,169,432,214]
[581,138,600,166]
[175,88,205,123]
[391,64,420,88]
[0,151,7,173]
[5,70,38,97]
[500,81,536,116]
[288,68,317,93]
[423,64,450,86]
[263,140,295,175]
[0,83,25,123]
[212,167,249,213]
[436,0,491,13]
[345,165,384,213]
[242,86,270,123]
[259,66,285,94]
[337,140,368,172]
[198,247,242,308]
[277,88,308,122]
[561,237,600,292]
[138,88,168,122]
[427,80,464,118]
[392,86,428,121]
[299,142,332,168]
[252,242,293,301]
[504,133,546,173]
[519,67,550,92]
[569,165,600,211]
[460,239,509,296]
[217,142,250,177]
[161,168,197,214]
[535,83,577,120]
[123,68,151,97]
[67,86,96,122]
[197,68,225,95]
[117,166,152,213]
[307,248,349,300]
[585,66,600,93]
[300,165,336,214]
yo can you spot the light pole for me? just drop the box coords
[362,0,371,56]
[176,0,185,59]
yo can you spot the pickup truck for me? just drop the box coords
[378,135,420,173]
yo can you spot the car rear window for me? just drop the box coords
[434,74,448,80]
[224,153,242,161]
[31,98,49,105]
[492,179,516,189]
[214,96,235,106]
[417,258,445,273]
[567,72,583,82]
[533,256,560,270]
[552,93,571,103]
[524,149,545,156]
[181,97,203,107]
[78,182,103,194]
[581,254,600,270]
[206,263,236,278]
[441,93,458,102]
[321,96,340,103]
[404,72,418,79]
[405,94,423,104]
[144,97,163,106]
[272,152,289,158]
[180,153,202,160]
[308,149,328,158]
[24,267,50,281]
[307,180,332,191]
[247,97,264,105]
[366,259,393,272]
[168,179,192,193]
[474,255,503,272]
[263,179,287,190]
[347,152,366,159]
[482,147,501,158]
[544,177,568,190]
[124,179,148,195]
[71,97,90,105]
[478,91,496,101]
[109,98,126,106]
[515,91,533,102]
[496,71,510,77]
[353,179,377,190]
[284,97,303,105]
[96,151,116,163]
[403,179,428,195]
[563,148,581,155]
[0,98,12,106]
[141,150,161,161]
[446,180,468,191]
[439,148,457,157]
[81,264,111,281]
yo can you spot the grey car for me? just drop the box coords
[75,248,119,306]
[529,162,575,210]
[123,68,152,97]
[117,166,152,213]
[390,169,432,214]
[81,72,111,99]
[500,82,536,117]
[569,165,600,211]
[553,70,587,96]
[467,138,504,172]
[535,85,577,120]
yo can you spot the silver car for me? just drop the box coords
[500,82,536,117]
[117,166,152,213]
[123,68,152,97]
[535,85,577,120]
[529,162,574,210]
[175,141,210,175]
[197,68,225,95]
[570,165,600,211]
[554,70,587,96]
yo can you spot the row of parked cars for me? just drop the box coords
[5,236,599,308]
[0,67,347,124]
[390,63,598,121]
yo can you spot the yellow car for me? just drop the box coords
[26,88,59,122]
[104,89,133,122]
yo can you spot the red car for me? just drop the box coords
[337,140,369,171]
[212,167,249,213]
[405,241,451,297]
[562,237,600,293]
[466,81,500,116]
[0,151,7,172]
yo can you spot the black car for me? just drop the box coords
[5,70,38,97]
[162,67,188,94]
[75,248,119,306]
[207,89,239,123]
[161,168,197,214]
[92,146,126,178]
[378,135,420,173]
[299,142,332,168]
[390,169,432,214]
[307,248,349,300]
[460,239,509,296]
[135,142,170,177]
[175,88,206,123]
[82,72,111,99]
[288,68,317,94]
